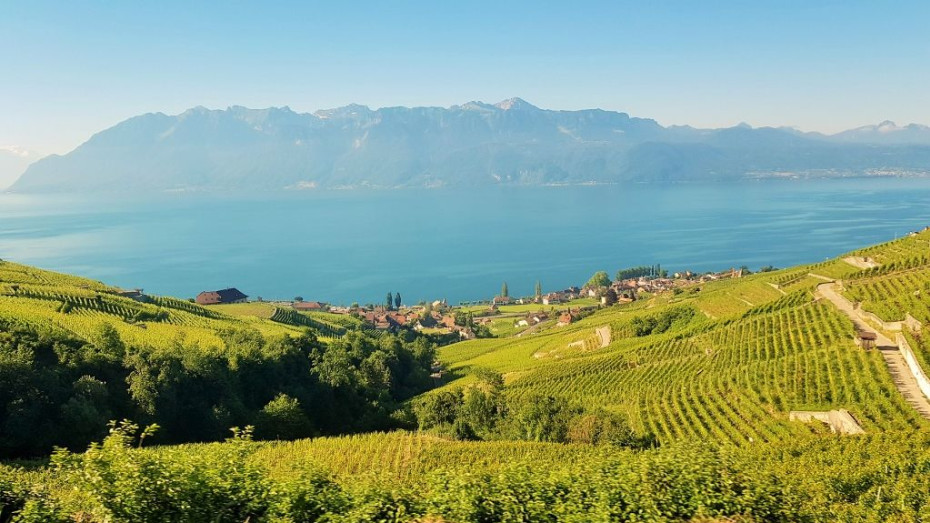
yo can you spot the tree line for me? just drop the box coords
[0,318,435,458]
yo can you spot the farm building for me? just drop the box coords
[855,331,877,350]
[195,288,248,305]
[294,301,326,311]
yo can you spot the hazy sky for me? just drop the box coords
[2,0,929,158]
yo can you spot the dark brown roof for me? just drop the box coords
[858,331,878,340]
[196,288,248,305]
[294,301,324,310]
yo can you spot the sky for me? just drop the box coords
[1,0,929,185]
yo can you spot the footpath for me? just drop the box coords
[815,281,930,420]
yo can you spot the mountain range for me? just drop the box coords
[10,98,930,192]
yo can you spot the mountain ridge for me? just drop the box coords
[10,99,930,193]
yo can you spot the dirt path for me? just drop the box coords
[766,282,787,295]
[816,282,930,419]
[843,256,880,270]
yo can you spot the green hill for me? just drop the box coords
[4,231,930,520]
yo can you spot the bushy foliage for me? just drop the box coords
[415,372,655,447]
[0,319,436,458]
[586,271,611,289]
[630,305,697,336]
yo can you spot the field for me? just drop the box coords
[0,262,313,352]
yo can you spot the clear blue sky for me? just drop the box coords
[2,1,929,156]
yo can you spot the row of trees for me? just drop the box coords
[0,319,436,458]
[615,264,667,281]
[385,292,403,310]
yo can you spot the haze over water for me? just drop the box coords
[2,178,929,305]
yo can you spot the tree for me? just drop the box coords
[415,389,463,429]
[604,288,618,306]
[255,393,314,440]
[394,292,402,309]
[535,280,542,299]
[586,271,611,289]
[501,282,509,298]
[294,296,303,302]
[386,292,393,311]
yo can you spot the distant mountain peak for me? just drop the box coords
[314,103,373,120]
[181,106,211,116]
[457,101,498,112]
[495,97,538,111]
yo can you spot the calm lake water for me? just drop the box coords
[1,179,930,305]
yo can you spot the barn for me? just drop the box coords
[195,288,248,305]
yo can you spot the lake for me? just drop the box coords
[1,178,930,306]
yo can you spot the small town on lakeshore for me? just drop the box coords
[171,263,758,342]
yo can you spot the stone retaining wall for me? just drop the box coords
[789,409,865,435]
[895,333,930,402]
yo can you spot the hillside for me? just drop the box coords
[427,238,930,444]
[5,232,930,519]
[11,100,930,193]
[0,260,438,456]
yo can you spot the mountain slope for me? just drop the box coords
[11,100,930,192]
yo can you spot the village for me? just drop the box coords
[181,265,751,340]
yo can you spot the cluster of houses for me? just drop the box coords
[189,266,750,336]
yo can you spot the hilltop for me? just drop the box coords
[10,99,930,192]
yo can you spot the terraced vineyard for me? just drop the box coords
[438,261,930,445]
[0,260,304,351]
[843,266,930,322]
[269,307,348,338]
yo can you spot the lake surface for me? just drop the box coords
[1,179,930,305]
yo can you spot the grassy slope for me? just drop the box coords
[0,261,304,351]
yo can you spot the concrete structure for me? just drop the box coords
[789,410,865,435]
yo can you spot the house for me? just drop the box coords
[515,319,529,327]
[542,293,563,306]
[493,295,513,305]
[856,331,877,350]
[114,288,148,302]
[440,315,457,329]
[293,301,326,311]
[195,288,248,305]
[417,313,438,329]
[557,312,573,327]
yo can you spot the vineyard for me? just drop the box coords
[269,307,348,339]
[5,232,930,520]
[4,428,930,521]
[0,260,307,352]
[435,243,930,446]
